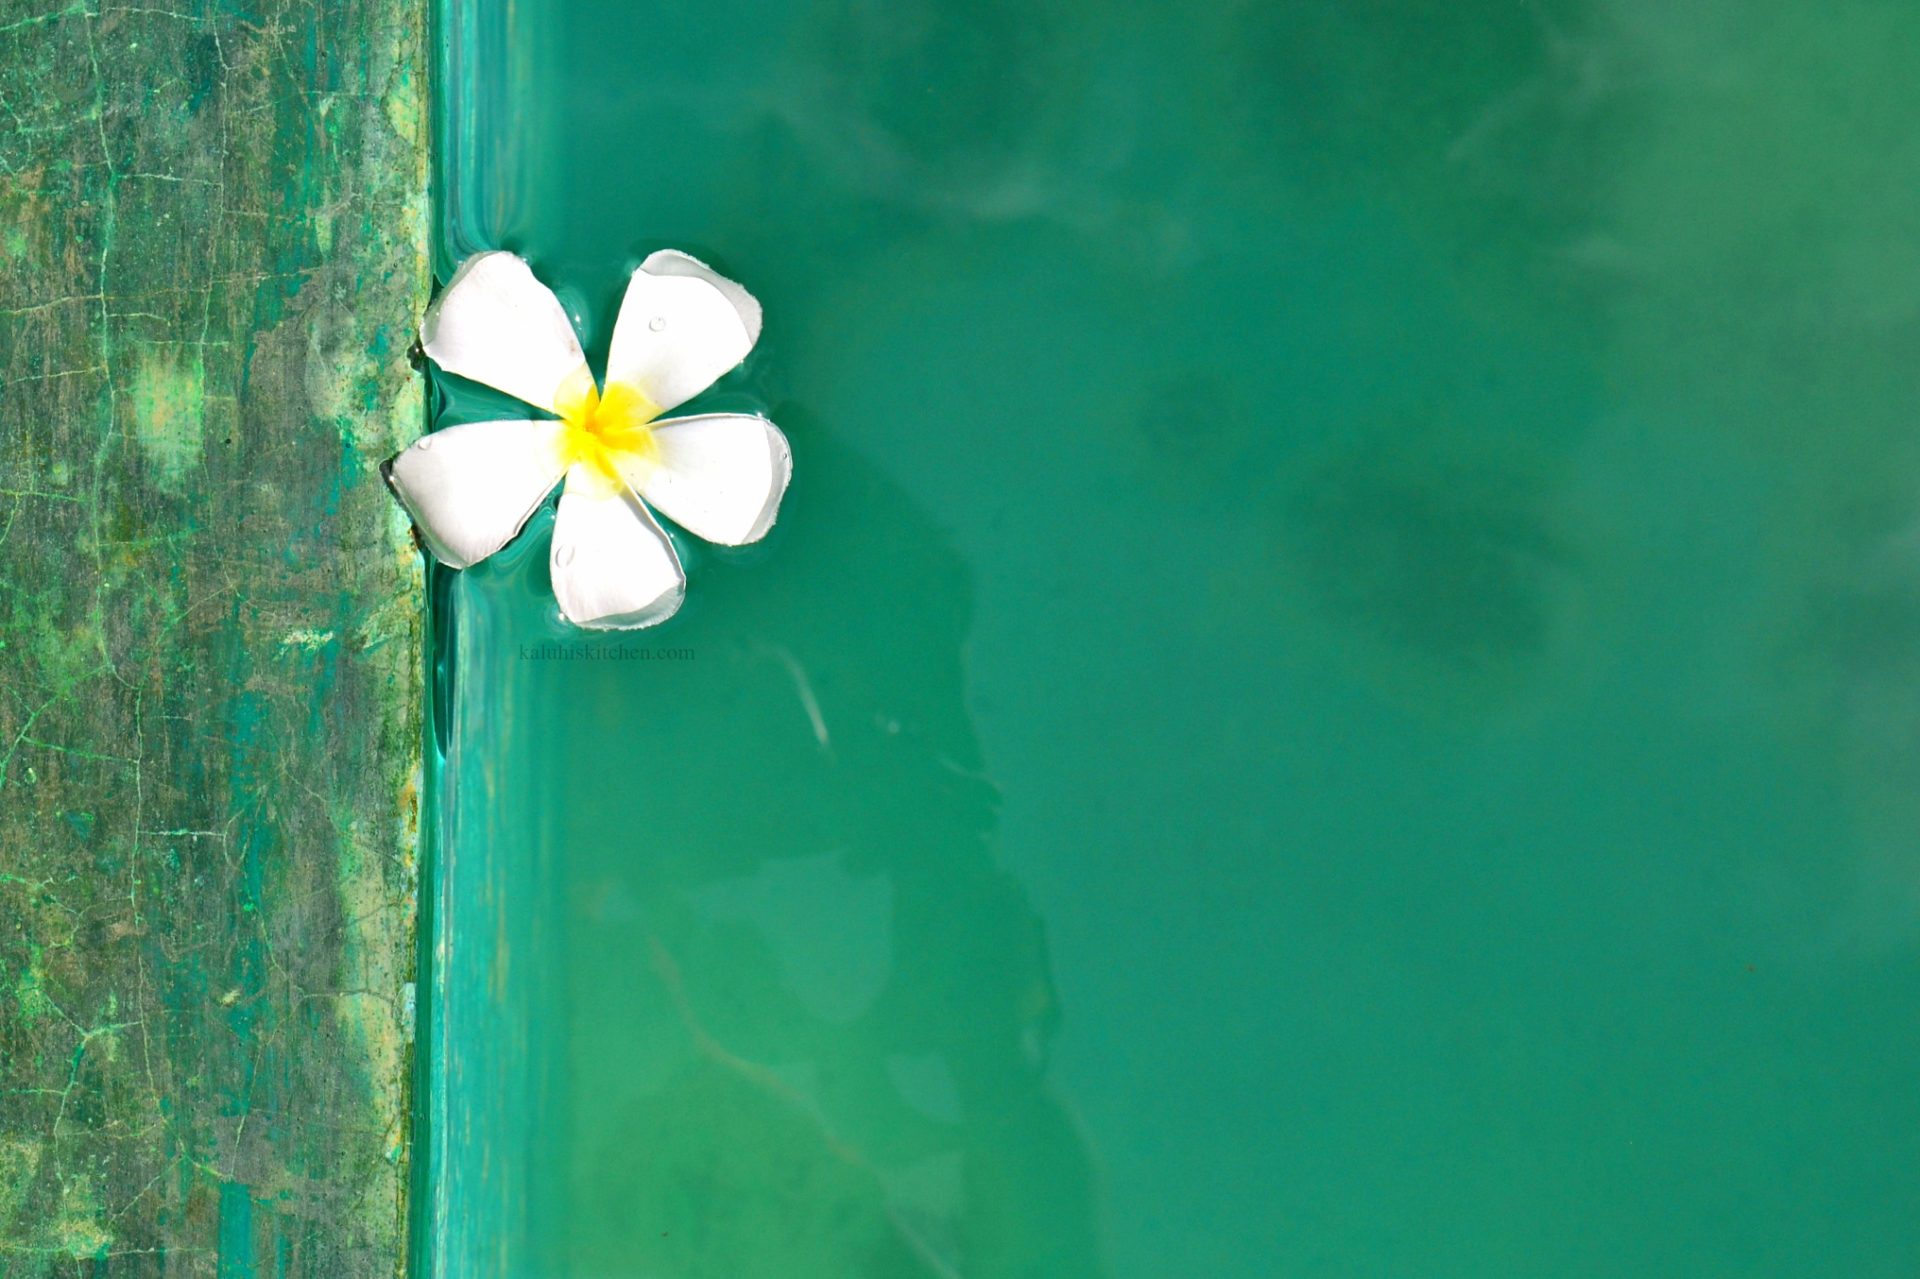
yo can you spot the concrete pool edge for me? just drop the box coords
[0,0,429,1269]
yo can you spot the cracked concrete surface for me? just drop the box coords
[0,0,427,1272]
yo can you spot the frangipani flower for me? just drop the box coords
[387,250,792,628]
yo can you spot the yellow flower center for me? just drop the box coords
[554,367,662,495]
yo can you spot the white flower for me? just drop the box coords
[387,250,792,629]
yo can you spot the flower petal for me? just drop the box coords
[603,251,761,414]
[635,249,764,345]
[385,419,566,568]
[549,465,687,629]
[625,413,792,546]
[420,252,591,413]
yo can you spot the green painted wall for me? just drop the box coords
[0,0,426,1271]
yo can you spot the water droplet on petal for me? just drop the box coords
[648,315,667,332]
[555,544,576,567]
[417,436,434,450]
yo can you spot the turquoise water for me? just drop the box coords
[421,1,1920,1274]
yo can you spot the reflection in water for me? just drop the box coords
[462,424,1101,1277]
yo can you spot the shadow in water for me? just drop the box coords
[466,418,1102,1277]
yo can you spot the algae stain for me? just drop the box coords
[52,1175,112,1262]
[130,348,207,493]
[14,945,52,1027]
[0,1138,38,1234]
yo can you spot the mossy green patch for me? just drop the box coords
[129,348,206,493]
